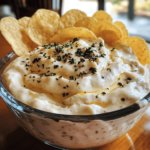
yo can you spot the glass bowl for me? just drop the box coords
[0,51,150,150]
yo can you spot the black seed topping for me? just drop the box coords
[37,80,41,83]
[101,76,104,79]
[55,46,63,53]
[69,76,74,80]
[54,65,59,69]
[101,92,106,95]
[111,48,115,51]
[80,58,85,62]
[125,77,132,84]
[54,42,58,46]
[42,64,44,68]
[100,53,106,58]
[107,68,111,71]
[118,82,124,87]
[69,58,76,64]
[91,43,95,47]
[100,42,103,47]
[121,98,125,101]
[73,37,79,43]
[32,58,41,64]
[89,67,97,74]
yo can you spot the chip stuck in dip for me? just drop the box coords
[1,9,150,115]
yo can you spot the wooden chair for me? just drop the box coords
[97,0,104,10]
[11,0,62,19]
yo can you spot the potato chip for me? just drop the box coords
[114,21,129,43]
[50,27,97,43]
[89,20,123,46]
[59,9,87,30]
[92,10,112,22]
[126,37,150,65]
[1,17,37,56]
[74,17,97,29]
[18,17,30,28]
[28,9,60,45]
[0,20,1,31]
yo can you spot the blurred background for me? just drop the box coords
[0,0,150,45]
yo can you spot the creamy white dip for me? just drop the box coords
[2,38,150,115]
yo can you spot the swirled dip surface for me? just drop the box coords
[2,38,150,115]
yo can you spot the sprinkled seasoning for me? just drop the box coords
[37,80,41,83]
[47,56,51,59]
[73,37,79,43]
[125,77,132,84]
[91,43,95,47]
[55,46,63,53]
[118,82,124,87]
[100,42,103,47]
[32,58,41,64]
[54,42,58,46]
[101,92,106,95]
[54,65,59,69]
[42,64,44,68]
[107,68,111,72]
[69,76,74,80]
[96,95,98,98]
[63,58,67,63]
[121,98,125,101]
[69,58,76,64]
[62,93,65,97]
[111,48,115,51]
[80,58,85,62]
[100,53,106,58]
[101,76,104,79]
[43,53,47,57]
[89,67,97,74]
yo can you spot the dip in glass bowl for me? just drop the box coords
[0,51,150,150]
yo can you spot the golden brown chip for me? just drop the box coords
[18,17,30,28]
[89,20,123,46]
[114,21,129,43]
[74,17,97,29]
[50,27,97,43]
[92,10,112,22]
[28,9,60,45]
[1,17,37,56]
[126,37,150,65]
[59,9,87,30]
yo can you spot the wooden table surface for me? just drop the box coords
[1,33,150,150]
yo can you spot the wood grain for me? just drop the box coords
[0,32,150,150]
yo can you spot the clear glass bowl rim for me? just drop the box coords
[0,51,148,122]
